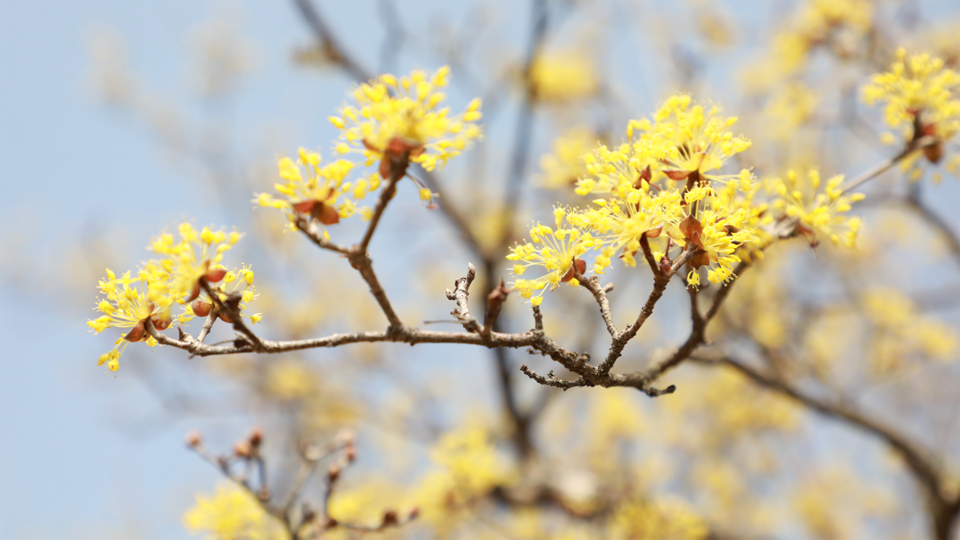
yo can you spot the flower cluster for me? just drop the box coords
[863,49,960,181]
[741,0,874,92]
[511,96,867,306]
[329,66,482,175]
[256,148,376,238]
[766,169,864,248]
[528,49,599,103]
[87,269,172,372]
[260,67,482,230]
[88,223,260,372]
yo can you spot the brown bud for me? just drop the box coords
[923,142,943,164]
[205,267,228,283]
[327,464,341,482]
[248,427,263,448]
[345,446,357,463]
[259,487,270,501]
[191,300,212,318]
[664,169,691,180]
[324,517,338,530]
[152,314,173,331]
[184,430,202,447]
[234,440,252,459]
[407,507,420,520]
[381,509,398,528]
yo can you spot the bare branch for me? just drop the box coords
[445,263,481,333]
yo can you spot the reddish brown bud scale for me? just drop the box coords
[560,259,587,283]
[187,282,202,302]
[192,300,212,317]
[327,464,341,481]
[124,320,146,342]
[152,314,173,331]
[205,267,227,283]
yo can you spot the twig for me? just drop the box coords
[843,135,937,192]
[445,263,482,333]
[572,264,617,337]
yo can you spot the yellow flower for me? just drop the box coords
[183,483,287,540]
[570,184,683,271]
[537,127,598,189]
[630,96,751,185]
[257,148,370,236]
[508,208,596,306]
[763,82,819,140]
[87,269,170,372]
[863,49,960,181]
[609,497,707,540]
[528,49,598,102]
[766,169,865,248]
[329,66,482,175]
[147,222,243,304]
[863,48,960,141]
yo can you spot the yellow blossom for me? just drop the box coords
[630,96,751,185]
[329,66,482,174]
[528,49,599,102]
[257,149,372,236]
[183,482,287,540]
[146,222,243,304]
[508,208,596,306]
[87,268,170,372]
[766,169,865,248]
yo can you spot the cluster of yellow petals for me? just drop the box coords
[741,0,874,92]
[863,289,958,372]
[183,482,286,540]
[87,269,168,371]
[514,96,868,306]
[628,95,752,184]
[766,169,864,248]
[88,223,259,372]
[257,148,376,237]
[863,48,960,140]
[148,222,243,303]
[328,66,482,173]
[508,207,597,306]
[412,426,512,533]
[608,497,708,540]
[528,49,599,103]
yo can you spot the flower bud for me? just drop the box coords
[185,430,202,447]
[249,427,263,448]
[234,440,251,459]
[327,464,341,482]
[191,300,212,318]
[381,509,398,528]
